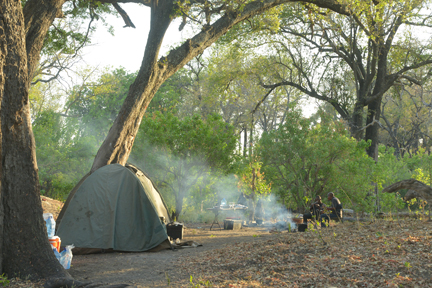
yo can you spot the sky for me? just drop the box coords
[81,4,188,73]
[80,4,318,117]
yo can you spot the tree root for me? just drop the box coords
[44,277,131,288]
[43,277,84,288]
[79,284,131,288]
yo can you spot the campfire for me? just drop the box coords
[271,216,303,232]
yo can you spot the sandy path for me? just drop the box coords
[68,223,280,287]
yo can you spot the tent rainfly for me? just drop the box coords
[56,163,171,254]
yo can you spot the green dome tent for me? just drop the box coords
[56,163,171,254]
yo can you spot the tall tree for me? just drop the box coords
[0,0,77,284]
[259,107,375,211]
[379,71,432,157]
[237,157,271,220]
[91,0,337,172]
[0,0,360,283]
[233,0,432,158]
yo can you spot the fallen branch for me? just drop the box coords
[382,178,432,203]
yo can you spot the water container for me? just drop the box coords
[54,245,74,269]
[43,213,55,238]
[221,198,227,207]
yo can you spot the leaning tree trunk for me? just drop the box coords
[90,0,174,173]
[60,0,354,227]
[89,0,341,172]
[0,0,78,285]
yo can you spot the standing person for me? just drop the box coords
[319,192,343,227]
[303,196,325,223]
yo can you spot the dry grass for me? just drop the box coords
[179,219,432,287]
[5,218,432,287]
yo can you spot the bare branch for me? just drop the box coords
[252,87,276,114]
[112,3,136,28]
[98,0,151,6]
[261,80,350,118]
[358,116,386,131]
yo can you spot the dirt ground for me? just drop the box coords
[8,196,430,287]
[37,196,281,287]
[69,223,282,287]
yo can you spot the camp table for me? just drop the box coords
[207,205,248,231]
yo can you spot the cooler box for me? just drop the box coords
[49,236,61,252]
[224,219,242,230]
[166,223,184,240]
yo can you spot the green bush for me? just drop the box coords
[180,210,215,223]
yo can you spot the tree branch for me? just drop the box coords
[160,0,353,80]
[112,3,136,28]
[262,80,350,119]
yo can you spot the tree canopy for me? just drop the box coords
[222,0,432,158]
[131,111,238,218]
[2,0,432,285]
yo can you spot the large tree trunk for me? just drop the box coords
[350,101,364,140]
[365,98,382,160]
[365,42,388,159]
[0,2,5,273]
[0,0,78,284]
[0,0,352,283]
[90,0,174,172]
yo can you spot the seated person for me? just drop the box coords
[303,196,325,223]
[319,192,343,227]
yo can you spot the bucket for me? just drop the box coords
[298,223,308,232]
[166,223,184,240]
[49,236,61,252]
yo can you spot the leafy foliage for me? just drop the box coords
[130,112,239,218]
[259,106,376,211]
[41,1,115,57]
[33,110,97,200]
[32,68,136,199]
[66,68,136,142]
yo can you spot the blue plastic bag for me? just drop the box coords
[53,245,74,269]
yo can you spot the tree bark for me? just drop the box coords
[90,0,174,172]
[0,0,353,280]
[0,2,5,273]
[365,98,382,160]
[350,100,364,140]
[23,0,66,81]
[0,0,76,283]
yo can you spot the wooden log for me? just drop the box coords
[382,179,432,203]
